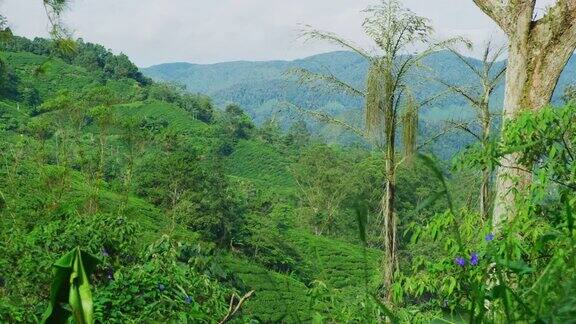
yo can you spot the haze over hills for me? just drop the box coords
[142,50,576,156]
[142,50,576,125]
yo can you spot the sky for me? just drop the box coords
[0,0,557,67]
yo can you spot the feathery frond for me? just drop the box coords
[401,93,418,160]
[363,0,432,59]
[281,102,367,140]
[365,63,385,135]
[43,0,76,54]
[286,68,365,97]
[299,25,373,62]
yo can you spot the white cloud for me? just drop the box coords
[0,0,522,66]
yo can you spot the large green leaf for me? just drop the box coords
[41,247,99,324]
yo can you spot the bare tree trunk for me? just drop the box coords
[382,133,397,301]
[474,0,576,229]
[480,94,492,220]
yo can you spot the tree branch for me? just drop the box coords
[219,290,255,324]
[473,0,513,34]
[299,25,373,62]
[533,0,576,56]
[445,120,482,141]
[473,0,536,35]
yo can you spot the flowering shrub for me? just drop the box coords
[394,105,576,322]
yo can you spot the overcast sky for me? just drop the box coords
[0,0,556,67]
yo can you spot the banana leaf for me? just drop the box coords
[41,247,99,324]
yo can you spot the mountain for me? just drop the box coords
[142,50,576,157]
[142,50,576,121]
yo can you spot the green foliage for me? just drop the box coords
[224,138,295,191]
[148,82,215,123]
[221,104,255,140]
[398,106,576,322]
[1,36,150,85]
[0,41,235,322]
[2,31,574,324]
[221,255,312,322]
[292,144,357,235]
[94,236,231,322]
[0,56,18,99]
[42,248,99,324]
[237,209,304,274]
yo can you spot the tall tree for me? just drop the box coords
[431,42,506,219]
[292,0,455,299]
[473,0,576,227]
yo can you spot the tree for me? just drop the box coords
[0,58,19,99]
[431,42,506,219]
[222,104,254,140]
[285,120,311,148]
[473,0,576,227]
[0,15,12,41]
[293,0,456,299]
[291,144,355,235]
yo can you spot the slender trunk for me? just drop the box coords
[382,128,396,301]
[480,99,491,220]
[98,132,106,181]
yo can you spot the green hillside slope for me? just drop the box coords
[1,37,394,322]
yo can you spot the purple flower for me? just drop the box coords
[106,267,115,281]
[470,252,479,266]
[455,256,466,267]
[158,283,166,291]
[184,296,192,304]
[485,233,495,242]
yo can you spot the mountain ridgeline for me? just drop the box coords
[142,50,576,112]
[142,50,576,155]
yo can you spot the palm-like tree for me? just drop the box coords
[430,41,506,219]
[290,0,462,300]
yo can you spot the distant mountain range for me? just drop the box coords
[141,50,576,154]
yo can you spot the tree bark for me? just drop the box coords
[474,0,576,228]
[382,128,397,301]
[480,91,492,220]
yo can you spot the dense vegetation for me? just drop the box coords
[1,0,575,323]
[0,35,454,322]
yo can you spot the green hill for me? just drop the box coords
[0,37,394,322]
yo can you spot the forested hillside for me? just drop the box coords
[142,50,576,157]
[0,35,456,322]
[2,0,576,323]
[142,50,576,129]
